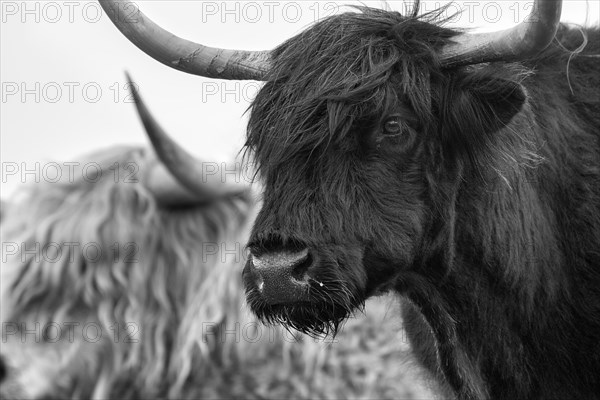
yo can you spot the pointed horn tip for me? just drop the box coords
[123,73,157,146]
[124,70,133,84]
[124,71,141,104]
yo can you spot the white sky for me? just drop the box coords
[1,0,599,199]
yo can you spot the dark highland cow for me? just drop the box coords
[102,0,600,398]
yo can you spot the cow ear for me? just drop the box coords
[439,72,527,161]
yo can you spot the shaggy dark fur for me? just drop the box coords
[243,4,600,399]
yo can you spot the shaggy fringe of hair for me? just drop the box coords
[246,4,459,176]
[0,146,254,399]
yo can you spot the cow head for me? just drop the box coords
[242,8,535,335]
[101,0,561,336]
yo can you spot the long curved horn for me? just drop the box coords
[126,73,251,204]
[100,0,270,80]
[441,0,562,66]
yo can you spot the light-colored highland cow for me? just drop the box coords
[0,145,256,398]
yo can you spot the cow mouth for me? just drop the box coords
[242,248,365,337]
[243,282,362,337]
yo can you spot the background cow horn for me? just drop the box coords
[440,0,562,66]
[100,0,270,80]
[126,72,251,204]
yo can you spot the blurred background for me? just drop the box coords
[1,0,598,199]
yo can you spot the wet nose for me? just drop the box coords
[249,249,313,304]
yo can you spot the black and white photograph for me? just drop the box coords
[1,0,599,398]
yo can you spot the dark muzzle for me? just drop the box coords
[245,248,314,304]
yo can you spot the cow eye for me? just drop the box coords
[382,116,403,135]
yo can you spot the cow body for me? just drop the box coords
[396,26,600,399]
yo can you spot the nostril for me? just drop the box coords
[290,252,312,281]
